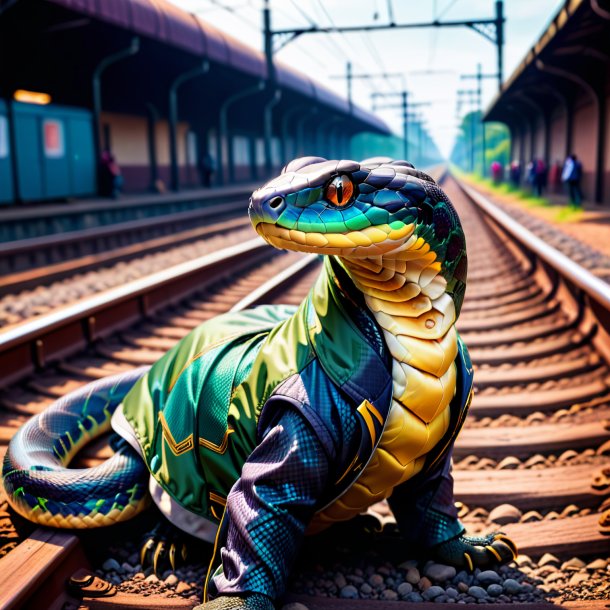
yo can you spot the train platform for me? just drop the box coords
[0,183,258,242]
[0,183,258,220]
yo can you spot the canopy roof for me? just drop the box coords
[45,0,389,134]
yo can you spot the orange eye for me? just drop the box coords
[325,175,354,206]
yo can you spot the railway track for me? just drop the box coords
[0,170,609,609]
[0,199,249,296]
[0,184,256,243]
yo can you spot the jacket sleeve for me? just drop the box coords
[211,407,331,600]
[387,444,464,548]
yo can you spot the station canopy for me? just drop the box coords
[485,0,610,124]
[0,0,389,136]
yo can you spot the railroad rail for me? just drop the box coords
[0,202,249,295]
[0,184,257,243]
[0,170,609,609]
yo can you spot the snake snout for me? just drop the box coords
[250,194,286,224]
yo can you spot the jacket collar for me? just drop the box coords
[306,256,392,411]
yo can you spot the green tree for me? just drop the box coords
[450,111,510,175]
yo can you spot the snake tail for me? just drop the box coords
[2,367,151,529]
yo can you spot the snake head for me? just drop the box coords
[249,156,464,260]
[250,156,467,311]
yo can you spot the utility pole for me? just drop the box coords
[372,95,431,162]
[263,0,275,85]
[347,62,352,110]
[457,89,478,173]
[330,65,401,112]
[461,63,498,176]
[265,1,504,91]
[496,0,504,90]
[405,112,423,165]
[262,1,504,166]
[372,91,409,159]
[401,91,408,161]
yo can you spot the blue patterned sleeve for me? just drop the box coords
[388,446,464,548]
[211,408,330,599]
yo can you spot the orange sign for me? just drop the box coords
[43,119,64,158]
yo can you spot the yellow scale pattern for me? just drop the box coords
[309,224,457,531]
[10,412,151,528]
[18,501,149,529]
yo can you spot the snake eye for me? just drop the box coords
[325,175,354,207]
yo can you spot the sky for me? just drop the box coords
[171,0,565,158]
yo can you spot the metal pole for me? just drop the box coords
[146,103,159,191]
[263,0,275,84]
[296,108,318,157]
[470,112,475,173]
[536,58,604,202]
[264,88,282,177]
[402,91,409,160]
[92,37,140,180]
[169,60,209,191]
[315,116,339,157]
[218,81,265,185]
[496,0,504,90]
[347,62,353,112]
[477,63,486,175]
[281,105,307,163]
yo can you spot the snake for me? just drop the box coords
[2,158,516,591]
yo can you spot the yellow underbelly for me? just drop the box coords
[308,362,455,533]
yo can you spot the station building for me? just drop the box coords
[0,0,389,204]
[485,0,610,205]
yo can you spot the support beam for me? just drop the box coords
[92,37,140,191]
[263,89,282,177]
[168,61,209,191]
[218,81,265,185]
[145,103,159,192]
[536,59,605,203]
[295,108,318,156]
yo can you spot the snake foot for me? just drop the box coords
[432,531,518,571]
[193,593,274,609]
[140,521,191,575]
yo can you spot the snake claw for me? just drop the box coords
[493,533,518,560]
[139,522,194,575]
[140,537,155,568]
[152,541,166,575]
[432,531,518,571]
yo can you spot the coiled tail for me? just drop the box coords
[2,367,150,528]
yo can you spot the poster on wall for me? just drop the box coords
[43,119,65,158]
[0,115,8,159]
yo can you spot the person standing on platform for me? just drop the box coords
[490,160,503,184]
[548,160,561,194]
[533,158,547,197]
[562,154,583,206]
[509,160,521,187]
[200,152,216,188]
[100,150,123,198]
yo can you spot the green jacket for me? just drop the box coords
[121,255,472,528]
